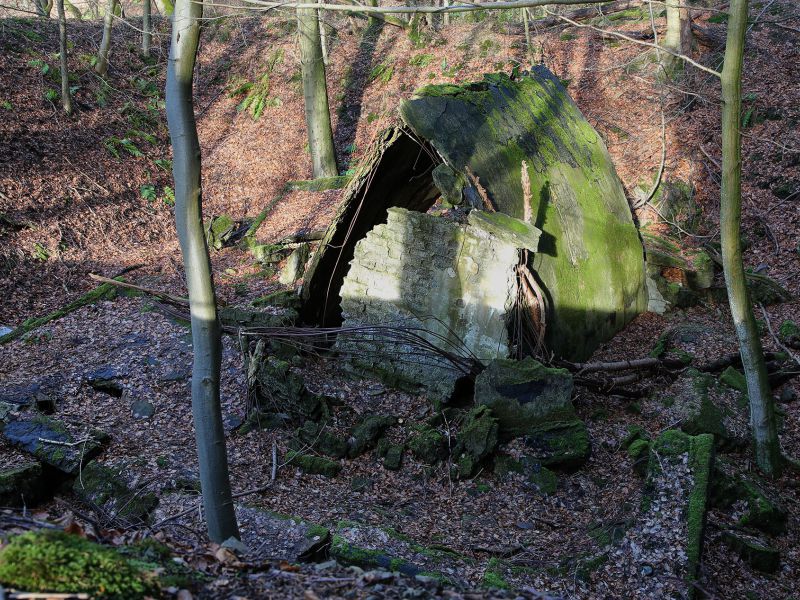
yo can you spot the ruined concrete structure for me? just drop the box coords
[301,67,647,396]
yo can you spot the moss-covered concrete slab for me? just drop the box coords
[474,357,574,440]
[2,415,106,475]
[0,462,51,507]
[720,530,780,573]
[400,69,647,360]
[236,506,330,562]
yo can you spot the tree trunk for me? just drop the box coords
[142,0,152,58]
[166,0,241,542]
[298,5,338,178]
[522,7,532,63]
[318,0,329,66]
[56,0,72,115]
[95,0,115,75]
[36,0,54,17]
[662,0,692,76]
[720,0,782,477]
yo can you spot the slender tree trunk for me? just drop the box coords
[523,7,532,63]
[443,0,449,27]
[56,0,72,115]
[720,0,782,477]
[298,5,338,178]
[36,0,54,17]
[662,0,691,76]
[95,0,115,75]
[166,0,241,542]
[142,0,152,58]
[318,0,329,66]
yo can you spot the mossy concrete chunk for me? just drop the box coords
[454,406,499,477]
[721,530,780,573]
[2,416,105,475]
[248,350,326,423]
[627,438,650,476]
[74,461,158,523]
[297,420,348,458]
[475,357,574,440]
[286,451,341,477]
[647,431,715,584]
[466,210,541,250]
[524,418,590,471]
[719,366,747,395]
[347,415,396,458]
[407,425,448,464]
[279,242,310,285]
[401,69,647,360]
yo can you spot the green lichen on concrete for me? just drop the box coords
[0,530,158,599]
[737,479,787,535]
[286,175,351,192]
[74,462,158,523]
[524,418,590,471]
[466,210,541,250]
[526,462,558,495]
[347,415,396,458]
[400,68,647,360]
[1,281,119,345]
[285,451,341,477]
[205,214,235,250]
[407,424,448,464]
[377,438,404,471]
[252,289,301,310]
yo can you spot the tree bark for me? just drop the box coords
[662,0,692,76]
[720,0,782,477]
[95,0,115,75]
[142,0,152,58]
[56,0,72,115]
[298,4,339,178]
[36,0,54,17]
[166,0,241,541]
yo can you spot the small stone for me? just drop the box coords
[779,387,797,403]
[131,400,155,419]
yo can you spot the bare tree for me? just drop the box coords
[298,3,338,178]
[662,0,692,76]
[166,0,241,541]
[143,0,152,58]
[720,0,782,476]
[56,0,71,115]
[95,0,115,75]
[35,0,53,17]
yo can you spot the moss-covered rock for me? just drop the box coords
[627,438,650,476]
[715,475,789,536]
[647,430,715,581]
[205,214,236,250]
[73,462,158,524]
[720,530,780,573]
[0,462,51,507]
[0,530,158,599]
[347,415,396,458]
[248,352,327,423]
[524,418,590,471]
[279,242,310,285]
[454,406,499,477]
[475,357,574,441]
[719,366,747,395]
[524,460,558,495]
[285,451,341,477]
[296,420,348,459]
[376,439,404,471]
[2,415,105,475]
[407,425,448,464]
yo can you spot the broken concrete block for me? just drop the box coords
[236,506,330,562]
[0,462,51,507]
[337,207,520,400]
[2,416,106,475]
[279,243,310,285]
[475,357,574,440]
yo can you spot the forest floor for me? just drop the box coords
[1,2,799,598]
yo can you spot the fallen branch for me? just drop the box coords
[89,273,189,306]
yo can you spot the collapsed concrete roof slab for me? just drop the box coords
[302,67,647,362]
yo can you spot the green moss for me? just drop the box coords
[0,531,158,599]
[408,425,447,464]
[347,415,396,458]
[627,439,650,476]
[720,366,748,395]
[455,406,499,477]
[721,531,779,573]
[686,434,714,578]
[778,319,800,341]
[737,480,787,535]
[525,418,590,471]
[74,462,158,523]
[482,558,510,589]
[527,464,558,495]
[286,176,350,192]
[285,451,341,477]
[649,331,670,358]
